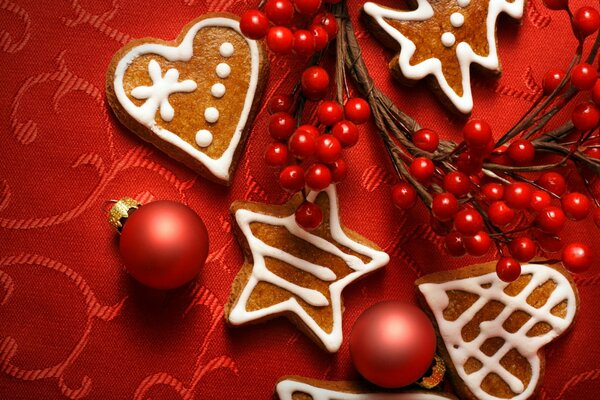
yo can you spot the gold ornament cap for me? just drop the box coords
[108,197,141,232]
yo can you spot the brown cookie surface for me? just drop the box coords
[106,13,267,185]
[225,185,389,353]
[415,261,579,400]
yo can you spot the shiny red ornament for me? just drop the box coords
[454,208,484,236]
[332,120,359,148]
[536,206,566,233]
[350,302,436,388]
[509,237,537,262]
[572,102,600,131]
[503,182,532,210]
[432,192,459,221]
[496,257,521,282]
[409,157,435,183]
[481,183,504,202]
[506,139,535,165]
[443,171,471,197]
[118,200,209,290]
[391,182,417,210]
[288,129,316,159]
[562,242,592,273]
[292,29,316,56]
[279,165,305,192]
[315,135,342,163]
[530,190,552,212]
[344,98,371,124]
[464,231,492,257]
[317,101,344,126]
[239,10,270,39]
[301,66,330,100]
[571,63,597,90]
[562,192,592,220]
[488,201,515,228]
[269,112,296,140]
[305,163,332,190]
[413,128,439,153]
[264,142,289,167]
[574,7,600,37]
[542,69,566,95]
[463,119,492,149]
[266,26,294,54]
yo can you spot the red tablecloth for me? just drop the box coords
[1,0,599,398]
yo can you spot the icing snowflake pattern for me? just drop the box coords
[130,59,197,124]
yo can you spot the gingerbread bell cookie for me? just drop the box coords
[106,13,267,185]
[275,376,457,399]
[225,185,389,353]
[362,0,525,113]
[416,261,578,400]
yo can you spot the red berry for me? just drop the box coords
[279,165,305,192]
[269,112,295,140]
[288,130,316,159]
[530,190,552,212]
[561,242,592,273]
[293,29,316,56]
[432,193,459,221]
[464,231,492,257]
[504,182,533,209]
[488,145,512,166]
[463,119,493,149]
[329,159,348,182]
[594,208,600,228]
[482,183,505,202]
[574,7,600,36]
[454,209,484,236]
[305,163,332,190]
[391,182,417,210]
[571,63,598,90]
[542,0,567,10]
[332,120,359,148]
[240,10,270,39]
[536,172,567,196]
[264,0,294,25]
[488,201,515,228]
[542,69,566,95]
[537,233,564,253]
[410,157,435,182]
[413,128,440,153]
[294,0,322,15]
[562,192,591,220]
[496,257,522,282]
[317,101,344,126]
[301,66,329,100]
[572,102,600,131]
[592,79,600,105]
[264,142,289,167]
[536,206,566,233]
[296,124,320,139]
[509,237,537,262]
[315,135,342,163]
[309,24,328,50]
[295,201,323,230]
[266,26,295,54]
[443,171,471,197]
[268,95,293,114]
[506,139,535,165]
[455,151,483,175]
[312,12,337,38]
[344,98,371,125]
[445,231,466,256]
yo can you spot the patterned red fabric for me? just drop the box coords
[1,0,599,398]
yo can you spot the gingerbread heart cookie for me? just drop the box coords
[416,261,578,400]
[225,185,389,353]
[106,13,267,185]
[362,0,525,113]
[275,376,457,399]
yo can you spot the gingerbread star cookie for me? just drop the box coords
[416,261,579,400]
[225,185,390,353]
[275,376,458,399]
[106,13,267,185]
[363,0,524,113]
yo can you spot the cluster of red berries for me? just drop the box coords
[240,0,338,57]
[392,119,594,282]
[265,94,371,230]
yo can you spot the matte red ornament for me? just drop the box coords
[350,301,436,388]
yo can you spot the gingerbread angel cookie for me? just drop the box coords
[225,185,390,353]
[416,261,579,400]
[106,13,267,185]
[362,0,525,113]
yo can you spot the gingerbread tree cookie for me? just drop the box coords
[225,185,389,353]
[363,0,525,113]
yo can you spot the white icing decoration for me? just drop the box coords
[441,32,456,47]
[450,12,465,27]
[458,0,471,7]
[195,129,213,147]
[130,60,197,122]
[363,0,525,113]
[276,379,452,400]
[228,184,390,353]
[113,17,260,182]
[204,107,219,123]
[220,42,234,57]
[211,83,226,98]
[216,62,231,78]
[418,264,577,400]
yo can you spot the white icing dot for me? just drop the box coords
[441,32,456,47]
[211,83,226,98]
[457,0,470,7]
[219,42,234,58]
[216,63,231,79]
[450,12,465,27]
[195,129,213,147]
[204,107,220,123]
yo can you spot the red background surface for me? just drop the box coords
[1,0,600,398]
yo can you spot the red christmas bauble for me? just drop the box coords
[350,301,436,388]
[118,200,209,290]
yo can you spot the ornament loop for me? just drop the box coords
[417,354,446,389]
[108,197,140,232]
